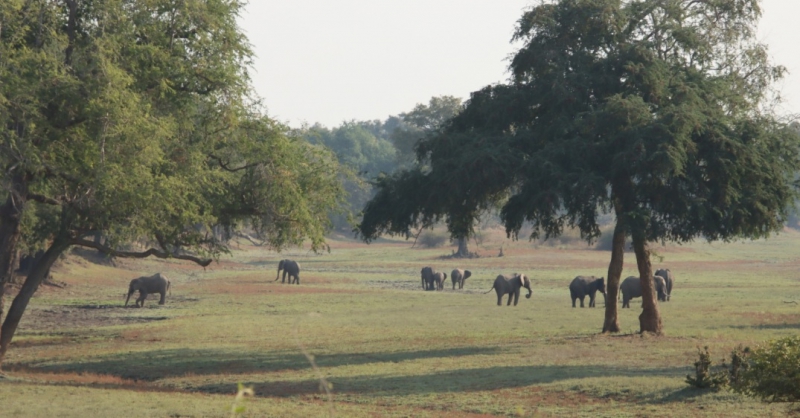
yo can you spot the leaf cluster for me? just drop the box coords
[1,0,347,261]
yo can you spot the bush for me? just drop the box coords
[731,337,800,402]
[686,346,728,390]
[417,230,449,248]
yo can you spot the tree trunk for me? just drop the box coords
[0,238,70,368]
[455,237,469,258]
[631,232,662,335]
[0,181,28,355]
[602,218,625,333]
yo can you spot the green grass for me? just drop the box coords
[2,231,800,417]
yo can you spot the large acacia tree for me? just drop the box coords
[358,0,800,334]
[0,0,345,366]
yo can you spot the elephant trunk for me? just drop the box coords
[525,285,532,299]
[125,290,133,307]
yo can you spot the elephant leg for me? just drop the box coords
[514,290,521,306]
[137,291,147,307]
[452,280,456,290]
[496,290,502,306]
[159,291,166,305]
[572,297,576,308]
[589,295,594,308]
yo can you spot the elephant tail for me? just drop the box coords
[483,284,495,294]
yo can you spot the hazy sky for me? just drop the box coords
[240,1,800,128]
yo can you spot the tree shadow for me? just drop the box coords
[17,346,506,381]
[198,364,687,397]
[728,323,800,330]
[653,386,724,403]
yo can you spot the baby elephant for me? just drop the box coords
[654,268,674,301]
[484,274,532,306]
[451,269,472,290]
[432,272,448,290]
[620,275,666,308]
[569,276,606,308]
[125,273,170,307]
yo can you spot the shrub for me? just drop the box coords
[417,230,449,248]
[686,346,728,389]
[731,337,800,402]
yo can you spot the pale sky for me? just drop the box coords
[240,1,800,128]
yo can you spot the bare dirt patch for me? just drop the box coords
[366,280,489,294]
[16,305,173,332]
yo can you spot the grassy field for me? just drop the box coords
[2,228,800,417]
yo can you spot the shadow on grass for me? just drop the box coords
[17,346,505,381]
[728,323,800,330]
[197,364,686,397]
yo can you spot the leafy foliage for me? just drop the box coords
[731,337,800,402]
[389,96,462,168]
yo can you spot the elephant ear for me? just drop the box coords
[519,274,527,285]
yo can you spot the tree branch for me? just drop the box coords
[208,154,261,172]
[28,193,61,206]
[71,238,212,267]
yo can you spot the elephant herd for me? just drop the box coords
[570,268,675,309]
[417,265,674,309]
[122,258,674,310]
[420,266,533,306]
[420,267,472,291]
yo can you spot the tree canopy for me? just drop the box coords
[358,0,800,334]
[0,0,346,366]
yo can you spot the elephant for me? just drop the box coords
[654,268,674,301]
[484,273,532,306]
[451,269,472,290]
[569,275,606,308]
[421,266,435,290]
[275,259,300,284]
[431,271,448,290]
[620,275,666,308]
[125,273,170,307]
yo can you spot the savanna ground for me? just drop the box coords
[1,227,800,417]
